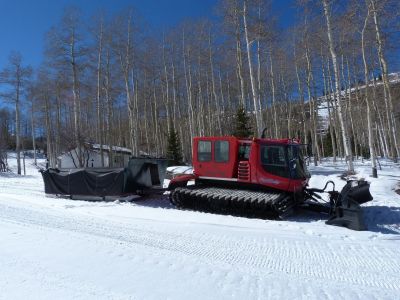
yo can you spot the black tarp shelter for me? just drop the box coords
[41,158,169,199]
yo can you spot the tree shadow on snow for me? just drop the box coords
[288,206,400,235]
[133,197,400,235]
[382,174,400,179]
[287,209,327,223]
[309,169,343,177]
[134,195,175,209]
[363,205,400,235]
[0,172,34,179]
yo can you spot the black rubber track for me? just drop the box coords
[170,186,295,219]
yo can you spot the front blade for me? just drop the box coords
[326,180,373,231]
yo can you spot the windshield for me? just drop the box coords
[288,145,310,179]
[260,144,310,179]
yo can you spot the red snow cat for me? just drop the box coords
[168,129,373,231]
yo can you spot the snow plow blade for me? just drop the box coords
[326,180,373,231]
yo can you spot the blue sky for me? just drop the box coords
[0,0,213,69]
[0,0,295,70]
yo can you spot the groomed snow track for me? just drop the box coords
[170,186,296,219]
[0,200,400,299]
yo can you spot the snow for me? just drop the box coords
[166,165,193,175]
[164,166,194,188]
[1,153,400,299]
[90,143,149,157]
[317,71,400,133]
[90,143,132,154]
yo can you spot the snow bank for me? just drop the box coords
[166,165,193,175]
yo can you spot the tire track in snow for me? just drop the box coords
[0,202,399,292]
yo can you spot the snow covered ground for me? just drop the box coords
[0,153,400,299]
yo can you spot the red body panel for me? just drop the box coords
[167,174,196,190]
[191,136,308,193]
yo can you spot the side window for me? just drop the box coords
[261,145,289,178]
[198,141,212,162]
[238,144,251,160]
[215,140,229,163]
[261,146,286,166]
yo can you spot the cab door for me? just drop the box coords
[193,137,237,178]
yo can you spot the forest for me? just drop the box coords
[0,0,399,177]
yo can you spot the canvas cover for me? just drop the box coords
[41,157,169,197]
[41,168,131,196]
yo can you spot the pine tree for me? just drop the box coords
[322,126,333,157]
[166,126,183,166]
[233,106,253,138]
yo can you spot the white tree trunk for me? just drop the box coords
[209,32,222,136]
[269,49,278,138]
[70,27,82,167]
[370,0,399,161]
[31,100,37,166]
[361,6,377,177]
[15,82,21,175]
[322,0,354,172]
[243,0,262,134]
[96,18,104,166]
[305,43,319,165]
[234,6,246,109]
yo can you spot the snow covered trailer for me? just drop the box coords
[40,157,169,201]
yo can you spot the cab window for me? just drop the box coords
[198,141,212,162]
[262,146,286,166]
[215,140,229,162]
[238,143,251,161]
[261,145,289,178]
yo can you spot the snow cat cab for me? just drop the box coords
[168,132,373,231]
[192,136,310,193]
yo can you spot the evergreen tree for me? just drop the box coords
[166,125,183,166]
[322,127,333,157]
[233,106,253,138]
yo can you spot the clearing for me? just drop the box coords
[0,153,399,299]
